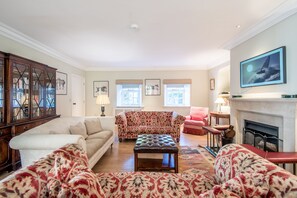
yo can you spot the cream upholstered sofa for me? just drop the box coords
[9,116,115,168]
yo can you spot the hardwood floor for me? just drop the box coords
[92,132,207,173]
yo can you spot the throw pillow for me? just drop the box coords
[191,115,204,121]
[49,130,60,134]
[126,111,141,126]
[69,122,88,139]
[85,118,103,135]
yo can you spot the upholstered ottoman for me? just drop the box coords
[134,134,179,173]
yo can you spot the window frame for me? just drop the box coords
[163,83,191,107]
[116,83,143,107]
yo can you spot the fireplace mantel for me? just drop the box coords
[230,98,297,103]
[230,98,297,152]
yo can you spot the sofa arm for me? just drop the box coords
[115,112,127,133]
[172,112,186,126]
[203,117,209,126]
[9,134,87,167]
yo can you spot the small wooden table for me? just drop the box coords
[134,134,179,173]
[210,111,230,126]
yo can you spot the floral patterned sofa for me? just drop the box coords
[115,111,185,142]
[1,143,297,197]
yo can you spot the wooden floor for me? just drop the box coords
[92,132,207,173]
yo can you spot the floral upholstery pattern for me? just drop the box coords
[203,144,297,198]
[96,171,216,197]
[115,111,185,141]
[0,144,88,198]
[47,155,105,197]
[1,143,297,197]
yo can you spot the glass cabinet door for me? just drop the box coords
[45,69,56,115]
[0,55,4,123]
[12,62,30,121]
[31,66,45,118]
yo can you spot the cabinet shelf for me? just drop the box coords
[0,51,58,174]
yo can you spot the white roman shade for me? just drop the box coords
[115,79,143,84]
[163,79,192,84]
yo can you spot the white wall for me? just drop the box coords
[208,62,230,111]
[85,70,209,116]
[0,35,86,116]
[230,12,297,96]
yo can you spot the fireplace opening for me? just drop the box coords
[243,120,283,152]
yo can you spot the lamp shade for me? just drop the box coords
[96,95,110,105]
[215,97,225,104]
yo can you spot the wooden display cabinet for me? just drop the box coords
[0,52,59,173]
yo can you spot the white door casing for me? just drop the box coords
[71,74,85,116]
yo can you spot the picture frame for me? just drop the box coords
[145,79,161,96]
[56,71,67,95]
[210,78,215,90]
[93,81,109,97]
[240,46,286,88]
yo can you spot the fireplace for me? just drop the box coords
[243,120,283,152]
[229,98,297,152]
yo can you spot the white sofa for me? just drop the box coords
[9,116,115,168]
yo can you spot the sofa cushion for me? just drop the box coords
[184,120,205,126]
[69,122,88,139]
[87,130,113,140]
[85,118,103,135]
[126,126,174,134]
[158,111,173,126]
[47,155,105,197]
[85,138,106,158]
[96,171,216,197]
[126,111,141,126]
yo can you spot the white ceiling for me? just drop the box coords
[0,0,297,71]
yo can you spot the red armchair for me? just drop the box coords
[183,106,209,135]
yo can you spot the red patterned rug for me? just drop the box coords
[178,145,215,174]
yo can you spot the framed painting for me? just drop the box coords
[56,71,67,95]
[240,46,286,88]
[145,79,161,96]
[210,78,215,90]
[93,81,109,97]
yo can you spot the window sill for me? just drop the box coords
[163,106,190,108]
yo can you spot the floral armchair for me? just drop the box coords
[183,106,209,135]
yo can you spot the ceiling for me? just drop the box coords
[0,0,297,71]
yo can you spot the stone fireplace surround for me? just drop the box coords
[230,98,297,152]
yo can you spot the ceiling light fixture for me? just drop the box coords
[129,23,139,31]
[236,25,241,29]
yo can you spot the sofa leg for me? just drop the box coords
[176,138,180,143]
[119,138,123,142]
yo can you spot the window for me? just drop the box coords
[164,82,191,107]
[116,80,143,107]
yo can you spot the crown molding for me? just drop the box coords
[85,65,210,71]
[223,0,297,50]
[0,22,85,70]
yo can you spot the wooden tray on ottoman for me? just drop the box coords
[134,134,179,173]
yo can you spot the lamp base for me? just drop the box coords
[101,106,106,117]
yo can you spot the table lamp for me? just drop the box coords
[215,97,225,113]
[96,95,110,116]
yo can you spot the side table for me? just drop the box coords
[209,112,230,126]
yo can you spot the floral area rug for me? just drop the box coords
[178,145,215,174]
